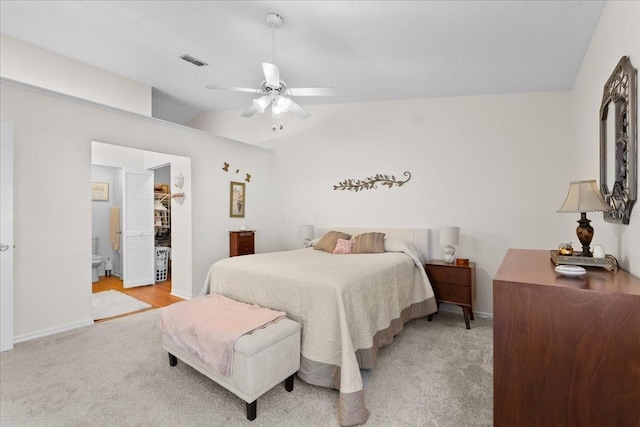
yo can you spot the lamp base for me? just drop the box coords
[576,212,593,257]
[443,245,456,264]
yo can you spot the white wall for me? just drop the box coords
[91,165,119,276]
[152,90,202,126]
[0,35,152,116]
[571,0,640,276]
[0,82,274,341]
[261,92,574,316]
[154,165,170,185]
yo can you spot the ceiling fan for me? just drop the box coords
[206,13,336,127]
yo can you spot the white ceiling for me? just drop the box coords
[1,1,605,121]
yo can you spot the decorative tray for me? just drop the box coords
[550,250,618,272]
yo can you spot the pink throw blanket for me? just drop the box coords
[159,294,286,376]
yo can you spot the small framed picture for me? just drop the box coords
[230,181,245,218]
[91,182,109,201]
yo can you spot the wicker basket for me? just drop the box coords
[550,250,618,272]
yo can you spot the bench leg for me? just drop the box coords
[285,373,295,392]
[168,353,177,367]
[246,400,257,421]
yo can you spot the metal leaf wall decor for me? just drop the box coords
[333,171,412,192]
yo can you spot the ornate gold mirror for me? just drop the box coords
[599,56,637,224]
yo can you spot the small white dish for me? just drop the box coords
[555,265,586,277]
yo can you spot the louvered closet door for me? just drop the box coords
[122,168,155,288]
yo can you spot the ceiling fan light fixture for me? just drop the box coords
[252,95,271,113]
[205,12,335,123]
[275,95,293,113]
[271,104,285,118]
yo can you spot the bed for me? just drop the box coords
[200,227,437,425]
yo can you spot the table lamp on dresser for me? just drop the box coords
[557,179,611,256]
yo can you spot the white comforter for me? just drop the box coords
[201,245,435,425]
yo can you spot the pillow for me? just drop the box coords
[314,231,352,253]
[352,232,386,254]
[383,236,406,253]
[333,238,354,254]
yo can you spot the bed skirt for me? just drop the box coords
[298,298,437,426]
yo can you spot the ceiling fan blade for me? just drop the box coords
[287,87,336,97]
[290,101,311,119]
[240,105,258,118]
[262,62,280,88]
[206,85,263,94]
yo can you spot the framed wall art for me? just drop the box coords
[230,181,245,218]
[91,182,109,201]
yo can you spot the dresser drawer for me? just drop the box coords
[431,282,471,305]
[426,265,471,286]
[237,238,254,252]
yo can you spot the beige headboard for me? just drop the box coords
[317,227,431,262]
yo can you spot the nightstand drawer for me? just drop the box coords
[238,238,254,252]
[431,282,470,305]
[426,265,471,286]
[230,230,255,257]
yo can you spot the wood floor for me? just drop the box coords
[92,275,183,323]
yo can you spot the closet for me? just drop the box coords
[154,176,171,283]
[154,191,170,247]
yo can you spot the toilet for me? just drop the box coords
[91,236,104,283]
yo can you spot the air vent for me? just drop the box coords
[180,54,208,67]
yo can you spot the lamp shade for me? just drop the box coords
[440,226,460,246]
[274,95,293,113]
[557,180,611,213]
[252,95,271,113]
[300,224,314,241]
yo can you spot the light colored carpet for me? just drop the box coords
[0,309,493,426]
[91,290,151,320]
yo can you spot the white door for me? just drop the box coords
[122,168,155,288]
[1,121,14,351]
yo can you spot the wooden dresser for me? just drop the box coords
[493,249,640,427]
[229,230,255,257]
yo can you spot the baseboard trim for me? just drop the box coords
[14,318,94,344]
[171,289,192,300]
[437,303,493,319]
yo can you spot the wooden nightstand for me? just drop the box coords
[424,260,476,329]
[229,231,255,257]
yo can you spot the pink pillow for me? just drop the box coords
[333,238,354,254]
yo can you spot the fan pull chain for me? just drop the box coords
[272,118,284,133]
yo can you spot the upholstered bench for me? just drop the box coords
[160,299,301,421]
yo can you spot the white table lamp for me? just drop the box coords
[300,225,314,247]
[440,226,460,264]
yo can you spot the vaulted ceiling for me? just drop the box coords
[1,1,605,125]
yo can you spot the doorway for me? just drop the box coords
[1,121,14,351]
[91,141,192,321]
